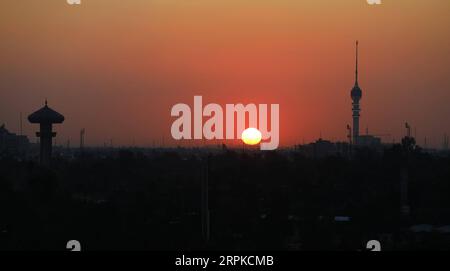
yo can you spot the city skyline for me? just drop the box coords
[1,0,450,148]
[2,0,450,253]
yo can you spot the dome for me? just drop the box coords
[351,83,362,101]
[28,101,65,124]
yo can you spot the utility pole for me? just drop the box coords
[80,129,85,150]
[405,122,411,138]
[347,125,352,145]
[20,112,23,136]
[201,156,211,244]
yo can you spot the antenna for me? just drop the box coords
[80,129,85,150]
[355,40,359,85]
[444,133,449,150]
[405,122,411,138]
[445,134,448,150]
[20,112,23,136]
[347,125,352,144]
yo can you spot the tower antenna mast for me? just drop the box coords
[355,40,359,85]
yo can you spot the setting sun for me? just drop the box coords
[242,128,262,145]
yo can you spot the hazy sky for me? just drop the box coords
[1,0,449,147]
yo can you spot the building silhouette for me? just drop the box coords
[351,41,362,145]
[350,41,381,147]
[28,100,65,165]
[296,138,351,158]
[0,124,29,156]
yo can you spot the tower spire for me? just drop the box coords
[355,40,359,86]
[350,40,362,145]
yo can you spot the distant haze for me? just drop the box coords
[1,0,449,148]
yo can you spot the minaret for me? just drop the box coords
[350,41,362,145]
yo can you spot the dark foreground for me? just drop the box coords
[0,143,450,251]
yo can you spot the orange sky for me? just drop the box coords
[1,0,449,148]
